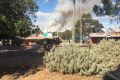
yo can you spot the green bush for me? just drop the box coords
[44,40,120,76]
[35,39,44,43]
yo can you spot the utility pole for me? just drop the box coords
[72,0,76,43]
[57,31,59,37]
[79,0,82,44]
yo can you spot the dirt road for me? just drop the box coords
[0,46,44,78]
[0,46,44,67]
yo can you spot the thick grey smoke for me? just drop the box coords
[45,0,101,32]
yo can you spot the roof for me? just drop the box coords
[90,32,120,37]
[107,27,120,32]
[24,35,54,40]
[25,36,45,40]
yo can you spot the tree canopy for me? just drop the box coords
[53,30,72,40]
[75,14,104,35]
[0,0,38,39]
[53,14,104,41]
[93,0,120,18]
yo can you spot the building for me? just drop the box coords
[24,32,53,46]
[89,32,120,44]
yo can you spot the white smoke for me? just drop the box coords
[36,0,101,32]
[45,0,101,32]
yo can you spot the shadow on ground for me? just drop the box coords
[0,45,45,78]
[102,65,120,80]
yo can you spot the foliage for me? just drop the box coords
[35,39,44,43]
[93,0,120,22]
[0,0,38,45]
[44,40,120,76]
[32,25,42,34]
[53,30,72,40]
[54,14,103,41]
[93,0,120,16]
[0,0,38,39]
[75,14,104,35]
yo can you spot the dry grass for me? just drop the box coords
[0,69,101,80]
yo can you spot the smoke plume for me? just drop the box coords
[44,0,101,32]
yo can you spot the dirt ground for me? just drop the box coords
[0,69,101,80]
[0,46,101,80]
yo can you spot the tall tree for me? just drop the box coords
[75,14,103,35]
[0,0,38,45]
[53,30,72,40]
[93,0,120,21]
[32,25,42,34]
[60,30,72,40]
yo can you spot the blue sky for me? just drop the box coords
[37,0,57,12]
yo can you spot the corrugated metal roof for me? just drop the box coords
[24,35,54,40]
[25,36,45,40]
[90,32,120,37]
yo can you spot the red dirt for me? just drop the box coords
[0,69,101,80]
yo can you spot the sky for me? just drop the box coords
[34,0,120,33]
[37,0,57,12]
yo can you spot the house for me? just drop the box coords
[24,32,54,46]
[89,32,120,44]
[24,33,44,46]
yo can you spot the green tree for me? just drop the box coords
[53,30,72,40]
[93,0,120,20]
[75,14,103,35]
[59,30,72,40]
[0,0,38,45]
[32,25,42,34]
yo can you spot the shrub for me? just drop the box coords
[44,40,120,76]
[35,39,44,43]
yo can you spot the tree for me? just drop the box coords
[32,25,42,34]
[0,0,38,45]
[53,14,103,42]
[53,30,72,40]
[93,0,120,20]
[60,30,72,40]
[75,14,103,35]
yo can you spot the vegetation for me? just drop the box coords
[93,0,120,22]
[0,0,39,45]
[53,14,103,42]
[32,25,42,34]
[76,14,104,35]
[53,30,72,41]
[44,40,120,76]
